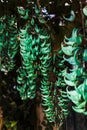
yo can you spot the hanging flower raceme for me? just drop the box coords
[38,28,56,123]
[0,15,18,74]
[54,50,70,121]
[16,1,70,124]
[61,28,87,115]
[17,24,38,100]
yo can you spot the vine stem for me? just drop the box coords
[79,0,85,36]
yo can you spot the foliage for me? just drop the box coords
[0,0,87,130]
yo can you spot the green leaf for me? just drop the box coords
[10,121,17,128]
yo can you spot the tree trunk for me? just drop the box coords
[0,107,3,130]
[36,103,62,130]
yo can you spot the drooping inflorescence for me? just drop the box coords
[61,28,87,115]
[0,15,18,74]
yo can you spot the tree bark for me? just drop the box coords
[0,107,3,130]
